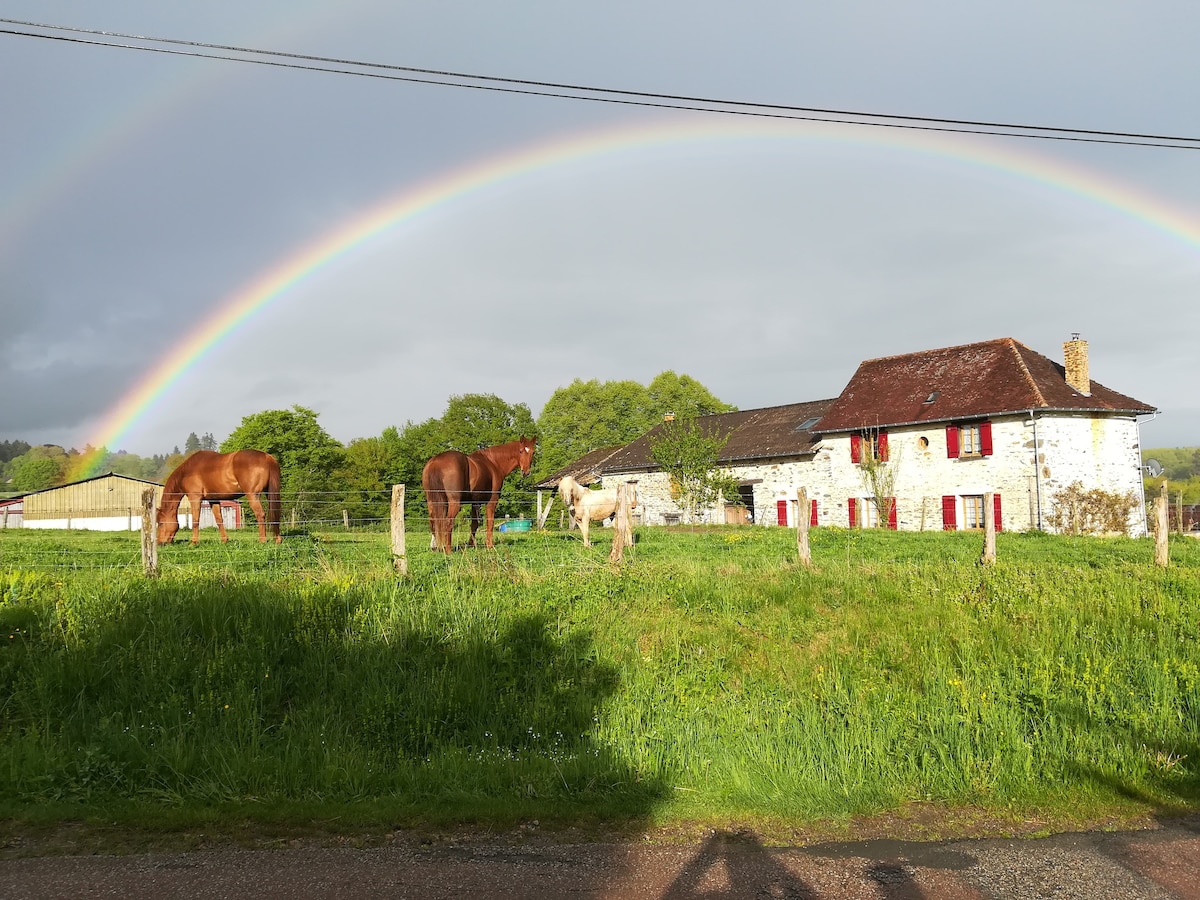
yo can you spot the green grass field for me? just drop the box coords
[1,524,1198,842]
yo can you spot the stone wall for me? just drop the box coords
[602,412,1148,535]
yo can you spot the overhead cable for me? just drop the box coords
[3,18,1199,151]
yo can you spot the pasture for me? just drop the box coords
[1,523,1198,843]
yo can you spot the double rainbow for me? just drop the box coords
[67,118,1200,480]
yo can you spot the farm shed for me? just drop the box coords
[0,496,25,528]
[19,472,241,533]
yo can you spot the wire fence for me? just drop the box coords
[0,484,637,574]
[1,485,1184,576]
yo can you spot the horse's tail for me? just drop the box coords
[422,460,447,552]
[267,459,282,540]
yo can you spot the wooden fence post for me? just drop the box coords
[1154,480,1169,568]
[343,509,350,529]
[981,491,996,565]
[609,483,631,563]
[141,488,159,578]
[537,491,554,530]
[391,484,408,577]
[623,481,635,547]
[796,487,812,568]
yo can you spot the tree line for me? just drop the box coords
[1143,447,1200,504]
[1,371,735,524]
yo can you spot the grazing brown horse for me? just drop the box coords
[157,449,282,545]
[422,436,535,553]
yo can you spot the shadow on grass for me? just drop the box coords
[0,580,668,830]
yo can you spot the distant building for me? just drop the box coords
[18,472,241,532]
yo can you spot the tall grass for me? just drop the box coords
[1,525,1197,833]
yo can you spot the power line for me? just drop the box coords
[4,18,1200,151]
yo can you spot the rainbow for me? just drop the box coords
[68,117,1200,480]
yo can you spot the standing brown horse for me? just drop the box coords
[422,436,535,553]
[157,449,282,545]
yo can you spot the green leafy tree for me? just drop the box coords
[8,445,70,491]
[336,427,406,526]
[184,432,201,454]
[0,440,32,465]
[535,373,734,479]
[535,378,651,477]
[435,393,536,452]
[646,371,735,421]
[649,416,729,523]
[221,405,345,528]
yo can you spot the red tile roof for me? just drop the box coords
[814,338,1155,433]
[601,399,836,474]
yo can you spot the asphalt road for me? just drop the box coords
[3,817,1199,899]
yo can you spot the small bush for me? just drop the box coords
[1045,482,1137,535]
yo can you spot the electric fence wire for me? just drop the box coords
[4,18,1200,151]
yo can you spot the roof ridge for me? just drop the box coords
[856,336,1014,366]
[1006,337,1049,407]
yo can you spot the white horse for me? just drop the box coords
[557,475,637,547]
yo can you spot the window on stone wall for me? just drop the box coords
[963,495,985,530]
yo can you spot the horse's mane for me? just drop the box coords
[162,465,184,495]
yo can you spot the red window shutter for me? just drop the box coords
[878,431,889,462]
[776,499,788,526]
[850,433,862,464]
[887,498,898,530]
[946,425,959,458]
[941,495,957,530]
[993,493,1003,532]
[848,497,858,527]
[810,499,818,526]
[980,421,993,456]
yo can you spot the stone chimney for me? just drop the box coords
[1063,334,1090,396]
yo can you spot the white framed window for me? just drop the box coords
[960,424,983,457]
[963,495,985,530]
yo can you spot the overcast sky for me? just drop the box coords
[2,1,1198,456]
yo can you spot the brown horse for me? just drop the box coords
[157,449,282,545]
[422,436,535,553]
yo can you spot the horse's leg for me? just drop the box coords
[580,509,591,547]
[246,492,268,542]
[445,495,461,553]
[189,493,202,545]
[467,502,481,548]
[212,502,229,543]
[484,499,498,549]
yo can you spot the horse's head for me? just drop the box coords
[155,491,181,545]
[516,435,535,476]
[156,509,180,545]
[557,476,577,507]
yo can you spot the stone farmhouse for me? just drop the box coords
[586,337,1156,535]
